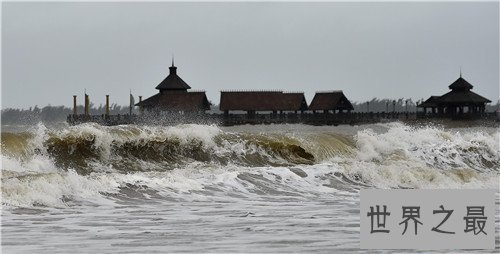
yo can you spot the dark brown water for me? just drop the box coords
[2,122,499,253]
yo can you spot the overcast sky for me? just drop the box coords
[2,2,499,109]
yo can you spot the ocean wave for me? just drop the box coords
[354,123,499,171]
[1,122,499,208]
[2,123,324,174]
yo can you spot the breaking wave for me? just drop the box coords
[1,122,499,208]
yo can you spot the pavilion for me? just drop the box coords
[219,91,308,116]
[417,74,491,118]
[136,60,211,113]
[308,91,354,113]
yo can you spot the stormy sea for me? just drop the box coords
[1,122,499,253]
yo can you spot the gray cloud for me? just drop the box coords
[2,2,498,109]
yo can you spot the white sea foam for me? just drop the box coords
[338,122,499,189]
[1,122,499,208]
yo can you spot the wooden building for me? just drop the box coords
[136,61,211,113]
[418,96,441,114]
[219,91,308,116]
[309,91,354,113]
[417,74,491,118]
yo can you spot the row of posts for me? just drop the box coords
[72,95,142,116]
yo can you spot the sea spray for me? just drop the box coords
[1,122,499,208]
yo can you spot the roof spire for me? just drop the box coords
[460,66,462,78]
[169,55,177,75]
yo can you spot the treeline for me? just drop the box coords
[352,98,418,113]
[2,98,499,125]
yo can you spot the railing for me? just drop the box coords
[218,112,417,126]
[67,113,222,126]
[416,112,497,120]
[68,111,498,126]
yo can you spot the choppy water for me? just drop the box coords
[1,122,499,253]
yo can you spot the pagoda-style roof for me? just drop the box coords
[441,75,491,104]
[219,91,308,111]
[155,63,191,91]
[417,75,491,107]
[417,96,441,108]
[308,91,354,111]
[136,91,210,111]
[439,90,491,104]
[448,76,473,91]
